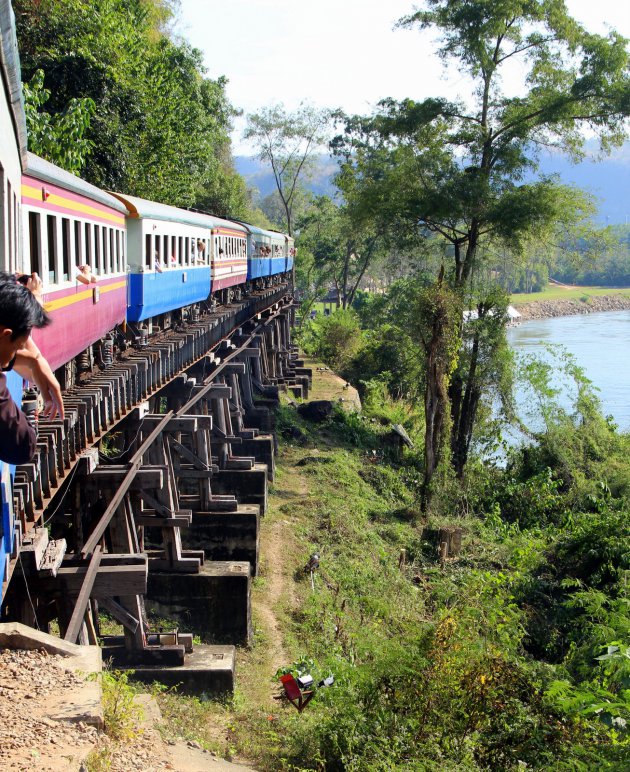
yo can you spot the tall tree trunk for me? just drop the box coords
[451,326,481,477]
[420,269,456,511]
[422,333,449,511]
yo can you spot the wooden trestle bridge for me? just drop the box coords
[0,286,310,689]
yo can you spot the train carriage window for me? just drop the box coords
[85,223,93,271]
[61,218,71,281]
[94,225,101,273]
[115,230,121,272]
[178,237,183,267]
[47,215,58,284]
[109,229,115,273]
[145,233,152,269]
[7,181,13,272]
[28,212,41,277]
[185,237,190,266]
[102,226,108,274]
[74,221,82,265]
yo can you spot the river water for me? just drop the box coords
[506,310,630,432]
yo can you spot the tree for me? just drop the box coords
[23,69,94,173]
[411,270,461,508]
[244,103,333,236]
[14,0,246,216]
[297,196,383,309]
[335,0,630,477]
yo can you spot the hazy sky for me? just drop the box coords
[174,1,630,153]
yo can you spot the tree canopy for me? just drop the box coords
[14,0,249,217]
[244,103,334,236]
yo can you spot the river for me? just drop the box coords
[507,310,630,432]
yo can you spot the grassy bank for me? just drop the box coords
[210,365,629,770]
[511,285,630,304]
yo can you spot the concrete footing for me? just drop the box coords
[213,465,268,514]
[129,644,236,695]
[240,435,275,480]
[146,561,252,645]
[244,406,275,433]
[183,505,260,573]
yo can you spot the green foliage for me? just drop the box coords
[15,0,247,215]
[99,669,143,740]
[298,309,363,372]
[23,69,94,173]
[330,0,630,478]
[296,195,384,309]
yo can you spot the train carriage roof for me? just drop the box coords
[238,221,288,242]
[111,192,246,233]
[25,153,128,214]
[0,0,27,167]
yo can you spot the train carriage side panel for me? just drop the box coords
[268,232,287,276]
[112,192,212,322]
[22,155,128,372]
[244,224,271,282]
[211,225,247,291]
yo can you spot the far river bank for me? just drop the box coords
[512,292,630,321]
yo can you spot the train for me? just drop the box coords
[22,155,294,379]
[0,0,292,593]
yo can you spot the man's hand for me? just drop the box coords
[13,338,64,421]
[25,272,44,305]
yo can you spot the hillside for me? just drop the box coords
[237,140,630,224]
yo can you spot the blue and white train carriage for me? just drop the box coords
[244,223,294,289]
[110,193,248,327]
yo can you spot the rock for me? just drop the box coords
[513,294,630,322]
[282,425,308,443]
[297,400,334,423]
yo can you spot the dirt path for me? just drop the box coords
[247,361,357,702]
[253,469,307,695]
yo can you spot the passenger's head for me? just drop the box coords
[0,272,50,368]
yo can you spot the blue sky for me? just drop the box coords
[174,1,630,153]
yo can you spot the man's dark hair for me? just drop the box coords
[0,272,51,339]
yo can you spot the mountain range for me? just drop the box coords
[236,140,630,225]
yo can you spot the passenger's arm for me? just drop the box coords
[13,338,64,420]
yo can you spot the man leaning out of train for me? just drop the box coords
[0,272,64,465]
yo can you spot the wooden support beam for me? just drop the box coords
[87,467,165,488]
[99,597,140,634]
[38,538,67,577]
[223,362,246,374]
[169,439,212,471]
[138,489,173,518]
[64,546,102,643]
[196,384,231,400]
[81,412,173,557]
[141,414,212,432]
[211,426,243,443]
[54,563,148,597]
[135,515,191,528]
